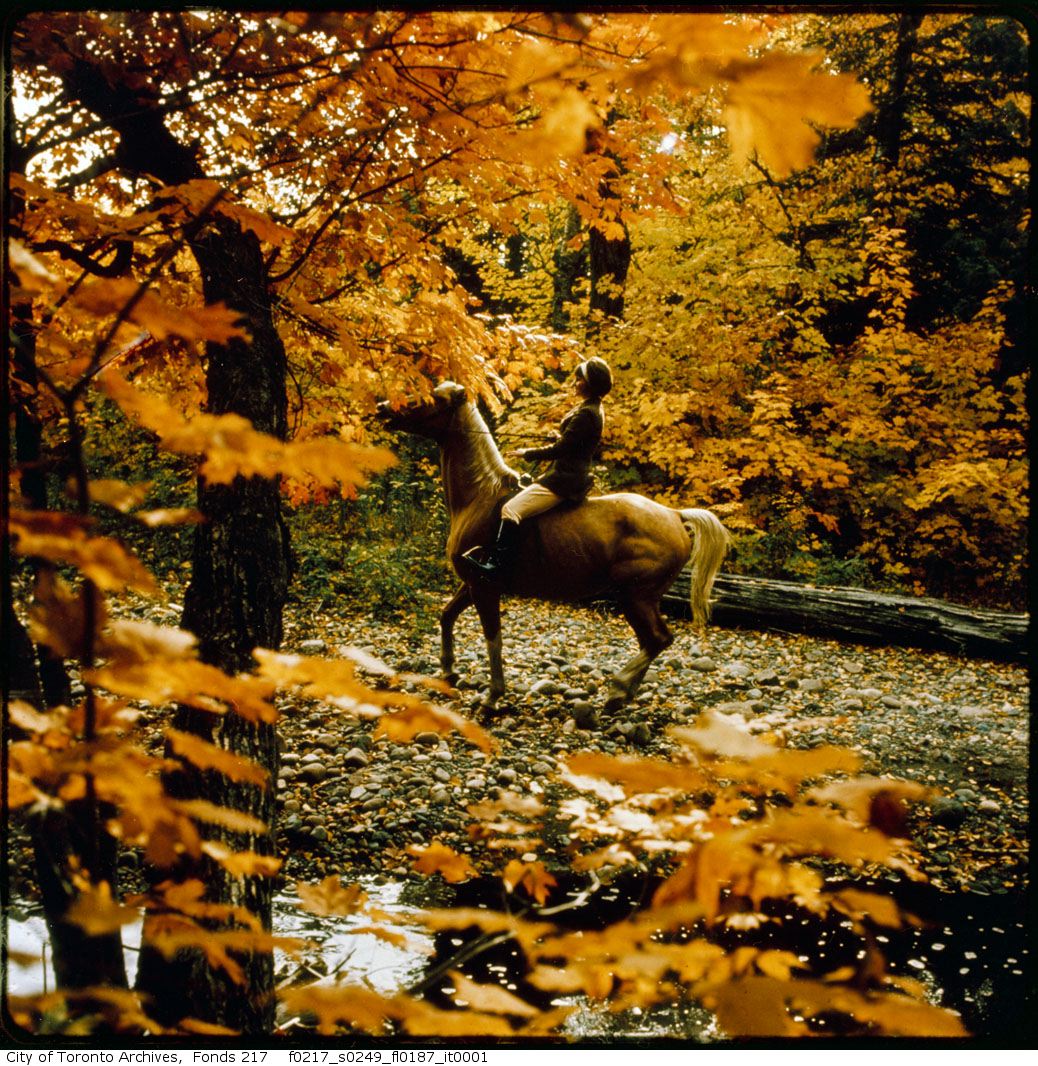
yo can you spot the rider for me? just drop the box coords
[461,356,613,581]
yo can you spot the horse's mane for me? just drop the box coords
[450,399,516,499]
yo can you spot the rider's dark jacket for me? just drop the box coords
[522,398,604,500]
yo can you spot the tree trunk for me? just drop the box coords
[58,57,289,1033]
[550,204,585,332]
[587,220,630,325]
[874,13,922,168]
[584,126,631,334]
[7,282,126,989]
[135,216,291,1035]
[661,571,1027,663]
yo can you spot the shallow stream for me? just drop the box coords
[6,874,1030,1040]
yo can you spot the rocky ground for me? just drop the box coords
[7,594,1028,903]
[267,596,1028,897]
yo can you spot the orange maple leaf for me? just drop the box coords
[408,841,477,883]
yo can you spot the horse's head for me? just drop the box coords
[376,381,468,439]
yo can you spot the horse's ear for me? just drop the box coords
[434,381,467,407]
[486,370,513,406]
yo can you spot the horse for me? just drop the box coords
[377,381,731,712]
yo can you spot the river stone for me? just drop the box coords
[931,796,967,826]
[571,701,598,729]
[299,762,328,782]
[716,700,754,714]
[836,698,865,711]
[415,731,440,746]
[300,639,327,653]
[343,747,369,768]
[799,678,826,693]
[531,679,560,696]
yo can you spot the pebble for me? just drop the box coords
[931,797,968,827]
[571,702,598,729]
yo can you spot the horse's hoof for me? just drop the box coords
[603,689,627,714]
[480,698,507,719]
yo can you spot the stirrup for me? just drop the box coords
[460,545,497,578]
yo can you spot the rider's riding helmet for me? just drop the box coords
[576,357,612,398]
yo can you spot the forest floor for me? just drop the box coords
[7,592,1029,899]
[263,594,1030,898]
[6,590,1031,1038]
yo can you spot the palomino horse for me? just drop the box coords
[378,382,730,711]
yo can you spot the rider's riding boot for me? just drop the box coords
[461,519,521,582]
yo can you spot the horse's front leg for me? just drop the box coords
[439,583,472,686]
[470,585,505,710]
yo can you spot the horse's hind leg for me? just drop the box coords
[440,583,471,685]
[605,597,674,712]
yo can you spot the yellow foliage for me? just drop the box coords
[723,52,871,176]
[408,841,478,883]
[99,370,396,493]
[10,509,159,597]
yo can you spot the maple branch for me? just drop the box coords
[34,237,133,277]
[268,115,400,285]
[56,154,121,190]
[747,157,816,271]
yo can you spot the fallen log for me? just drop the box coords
[660,571,1028,663]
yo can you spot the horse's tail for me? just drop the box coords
[679,508,731,629]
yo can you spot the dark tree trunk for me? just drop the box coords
[6,284,125,988]
[57,57,289,1033]
[9,296,74,709]
[587,222,630,324]
[135,217,291,1035]
[550,205,586,332]
[661,571,1028,663]
[585,129,631,335]
[874,13,922,168]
